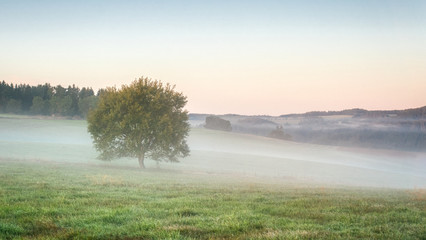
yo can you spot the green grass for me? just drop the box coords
[1,159,425,239]
[0,114,425,239]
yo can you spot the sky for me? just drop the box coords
[1,0,425,115]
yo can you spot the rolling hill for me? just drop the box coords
[1,115,425,189]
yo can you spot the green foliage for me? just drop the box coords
[87,77,190,166]
[30,96,50,115]
[78,95,98,118]
[0,160,424,239]
[50,95,73,116]
[5,99,22,113]
[0,81,96,118]
[205,115,232,131]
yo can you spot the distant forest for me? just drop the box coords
[190,105,426,152]
[280,107,426,119]
[0,81,100,118]
[2,81,425,152]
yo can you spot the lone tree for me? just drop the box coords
[87,77,190,168]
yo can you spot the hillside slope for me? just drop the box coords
[0,115,425,188]
[180,129,426,188]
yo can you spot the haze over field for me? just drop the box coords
[1,116,424,189]
[1,1,425,238]
[1,0,426,115]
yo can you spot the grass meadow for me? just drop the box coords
[0,115,425,239]
[1,159,425,239]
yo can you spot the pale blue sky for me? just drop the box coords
[1,0,425,115]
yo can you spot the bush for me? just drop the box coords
[205,116,232,132]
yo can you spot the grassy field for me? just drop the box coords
[1,114,425,188]
[0,115,425,239]
[1,159,425,239]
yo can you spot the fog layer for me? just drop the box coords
[0,116,425,189]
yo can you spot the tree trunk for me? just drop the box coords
[138,152,145,169]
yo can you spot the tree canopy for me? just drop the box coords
[87,77,190,168]
[0,81,97,117]
[205,116,232,132]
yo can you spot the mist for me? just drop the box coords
[186,129,426,188]
[191,107,426,152]
[1,115,424,189]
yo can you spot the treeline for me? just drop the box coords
[280,106,426,119]
[284,127,426,152]
[0,81,99,118]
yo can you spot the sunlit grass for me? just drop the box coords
[1,159,424,239]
